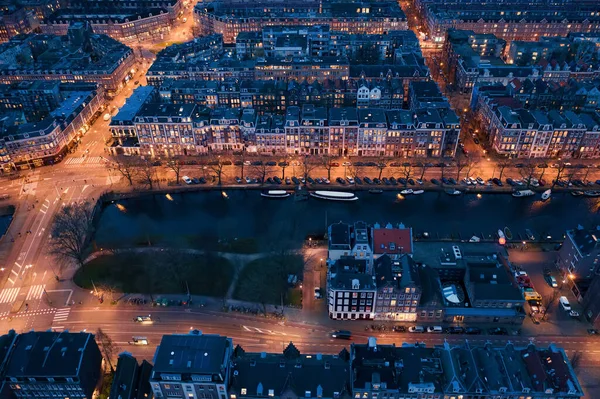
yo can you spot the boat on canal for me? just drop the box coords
[541,189,551,201]
[512,190,535,198]
[413,190,425,195]
[368,189,383,194]
[445,189,462,196]
[584,190,600,197]
[503,227,513,240]
[261,190,290,198]
[400,189,413,195]
[572,190,584,197]
[310,191,358,201]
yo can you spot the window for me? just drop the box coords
[268,390,274,397]
[241,389,247,395]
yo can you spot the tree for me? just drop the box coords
[375,157,388,179]
[497,159,511,181]
[207,155,227,186]
[165,156,184,184]
[347,163,363,187]
[455,157,467,181]
[300,155,318,186]
[570,351,582,371]
[112,156,138,186]
[415,160,430,181]
[582,165,592,183]
[237,151,247,180]
[96,328,118,372]
[138,159,157,189]
[541,290,560,321]
[49,202,94,271]
[280,159,289,180]
[400,164,412,187]
[439,162,449,185]
[552,163,568,188]
[537,164,548,181]
[321,154,334,180]
[251,156,274,186]
[519,161,536,188]
[465,156,477,180]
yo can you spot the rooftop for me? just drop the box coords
[153,334,231,375]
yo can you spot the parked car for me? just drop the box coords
[431,178,440,185]
[182,176,192,184]
[235,176,242,183]
[408,326,425,333]
[336,177,346,184]
[373,178,382,184]
[245,176,252,184]
[285,177,291,185]
[546,275,558,288]
[488,327,508,335]
[393,325,406,333]
[444,326,466,334]
[559,296,571,311]
[426,326,443,333]
[465,327,482,335]
[266,161,277,166]
[364,177,373,184]
[314,288,323,299]
[273,177,282,184]
[292,177,300,184]
[192,178,200,184]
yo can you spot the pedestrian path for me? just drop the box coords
[52,308,70,328]
[25,285,45,301]
[64,156,105,166]
[0,288,20,304]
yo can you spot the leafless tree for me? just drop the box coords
[165,156,184,184]
[519,161,537,188]
[582,165,592,183]
[465,156,477,180]
[497,159,511,181]
[320,154,335,180]
[237,151,247,180]
[138,159,157,189]
[439,162,449,185]
[541,290,560,321]
[347,163,363,186]
[207,155,227,186]
[96,328,118,372]
[375,157,388,179]
[455,157,467,181]
[415,159,430,181]
[280,158,289,180]
[552,163,568,188]
[300,155,318,185]
[111,156,138,186]
[570,351,582,371]
[572,41,595,65]
[400,164,412,187]
[49,201,94,271]
[251,155,274,185]
[537,164,548,181]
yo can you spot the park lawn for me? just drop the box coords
[74,251,233,297]
[233,254,304,305]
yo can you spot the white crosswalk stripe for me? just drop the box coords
[25,284,45,301]
[65,157,85,165]
[85,156,103,165]
[52,308,70,324]
[0,288,20,304]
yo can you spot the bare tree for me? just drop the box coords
[375,157,388,179]
[165,156,184,184]
[111,156,138,186]
[237,151,247,180]
[347,163,363,187]
[519,161,536,188]
[572,41,595,65]
[570,351,582,371]
[321,154,334,180]
[207,155,227,186]
[400,164,412,187]
[439,162,449,185]
[251,156,274,185]
[415,160,430,181]
[280,159,289,180]
[49,202,94,271]
[96,328,118,372]
[497,159,511,181]
[552,163,568,188]
[582,165,592,183]
[455,157,467,181]
[465,156,477,180]
[537,163,548,181]
[300,155,318,185]
[138,159,157,189]
[541,290,560,321]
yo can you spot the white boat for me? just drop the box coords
[512,190,535,198]
[584,190,600,197]
[413,190,425,195]
[260,190,290,198]
[369,189,383,194]
[469,236,481,243]
[445,189,461,196]
[541,189,551,201]
[400,189,413,195]
[310,191,358,201]
[572,190,584,197]
[497,229,505,239]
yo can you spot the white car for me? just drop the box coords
[559,296,571,311]
[346,176,355,184]
[342,161,352,166]
[426,326,443,333]
[314,288,322,299]
[408,326,425,333]
[182,176,192,184]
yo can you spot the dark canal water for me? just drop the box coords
[94,189,600,249]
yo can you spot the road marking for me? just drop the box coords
[25,285,45,301]
[52,308,70,323]
[0,288,20,303]
[7,278,14,284]
[10,270,17,276]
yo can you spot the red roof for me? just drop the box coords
[373,228,412,255]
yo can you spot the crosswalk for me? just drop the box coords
[64,156,105,166]
[0,288,20,304]
[52,308,70,327]
[25,285,45,301]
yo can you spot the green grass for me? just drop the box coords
[74,251,233,297]
[233,254,304,305]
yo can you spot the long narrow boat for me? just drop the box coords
[260,190,290,198]
[541,189,551,201]
[310,191,358,201]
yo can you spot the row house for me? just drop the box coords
[253,114,285,153]
[374,254,421,321]
[355,79,404,109]
[327,257,376,320]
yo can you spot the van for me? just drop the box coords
[426,326,443,333]
[559,296,571,311]
[330,330,352,339]
[523,291,542,301]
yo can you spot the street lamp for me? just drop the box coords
[320,258,323,269]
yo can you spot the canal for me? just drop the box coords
[93,189,600,250]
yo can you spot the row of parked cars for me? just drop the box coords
[182,176,206,184]
[330,325,508,339]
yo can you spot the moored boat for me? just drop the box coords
[413,190,425,195]
[512,190,535,198]
[445,189,461,196]
[261,190,290,198]
[368,189,383,194]
[541,189,551,201]
[400,189,413,195]
[584,190,600,197]
[572,190,584,197]
[504,227,513,240]
[310,190,358,201]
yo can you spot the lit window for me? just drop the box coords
[269,390,274,397]
[241,389,247,395]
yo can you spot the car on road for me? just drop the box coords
[559,296,571,311]
[488,327,508,335]
[330,330,352,339]
[426,326,443,333]
[314,288,323,299]
[408,326,425,333]
[182,176,192,184]
[133,315,153,323]
[465,327,482,335]
[444,326,465,334]
[130,336,148,345]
